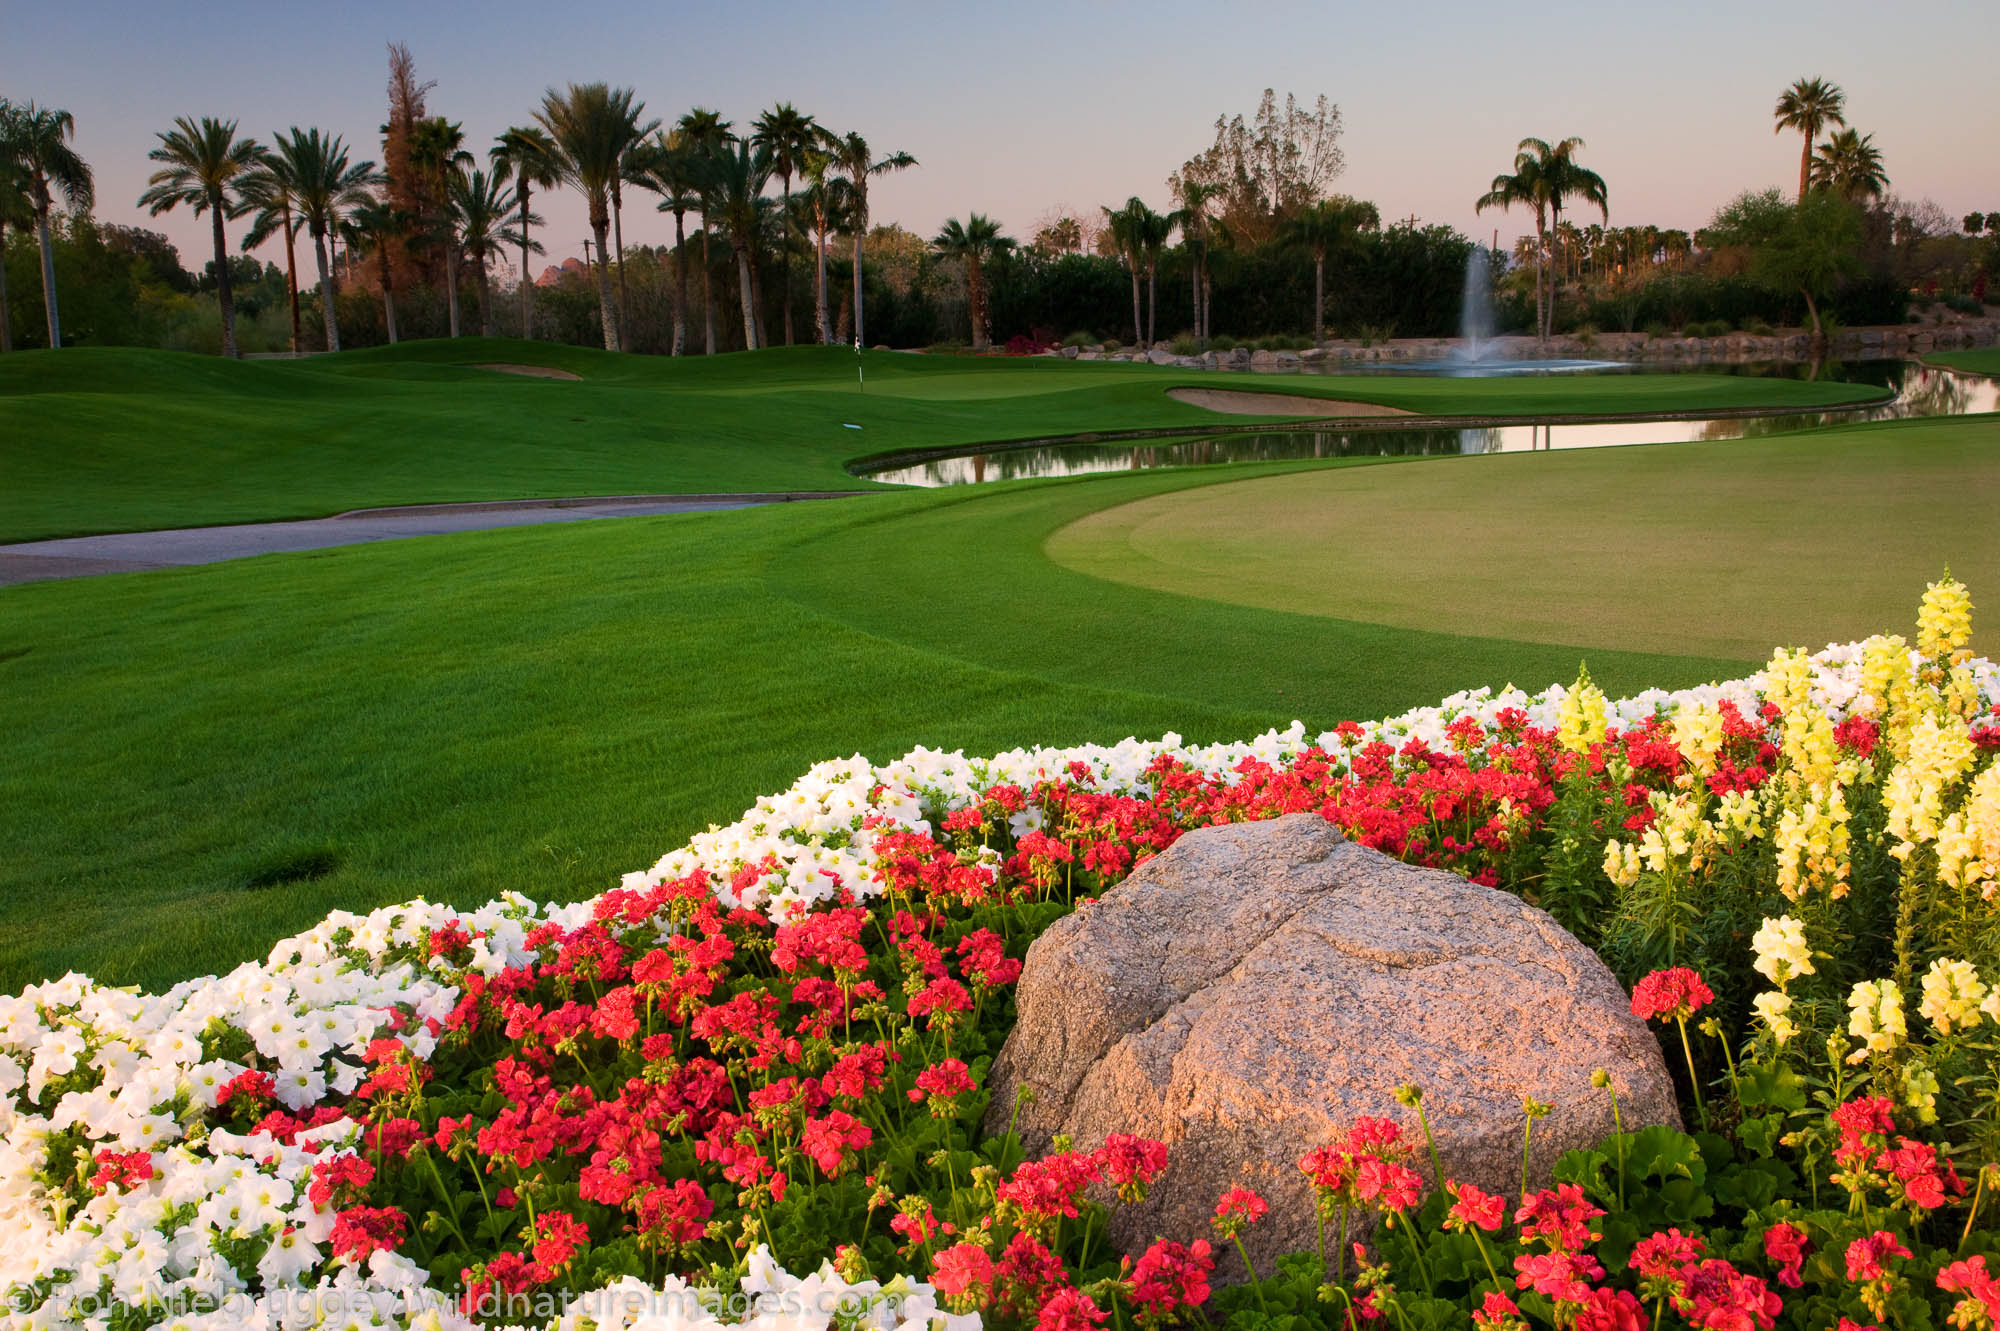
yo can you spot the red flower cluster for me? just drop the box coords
[87,1150,155,1195]
[1630,967,1715,1023]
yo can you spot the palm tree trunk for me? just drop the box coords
[1202,267,1213,345]
[969,256,986,351]
[519,191,535,340]
[446,242,461,338]
[700,230,716,354]
[1192,256,1202,349]
[476,254,492,337]
[1313,253,1325,347]
[1548,206,1564,339]
[736,247,759,350]
[815,222,831,344]
[312,226,340,353]
[1146,262,1157,346]
[779,167,795,345]
[612,180,629,348]
[210,205,239,360]
[749,252,767,348]
[852,217,867,349]
[1128,264,1141,346]
[281,208,302,354]
[1533,216,1548,347]
[37,204,62,349]
[592,218,619,352]
[671,209,688,356]
[1798,136,1812,205]
[0,221,11,353]
[378,247,399,344]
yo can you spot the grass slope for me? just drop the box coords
[1046,414,2000,660]
[0,340,1885,541]
[1930,348,2000,376]
[1,457,1755,993]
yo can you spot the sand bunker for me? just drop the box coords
[473,363,582,381]
[1168,387,1411,417]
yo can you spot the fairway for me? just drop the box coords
[1046,414,2000,660]
[8,407,1996,991]
[0,340,1886,541]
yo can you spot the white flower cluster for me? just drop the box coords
[4,640,1996,1330]
[625,642,1999,918]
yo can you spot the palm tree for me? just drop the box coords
[629,129,703,355]
[275,129,379,353]
[796,147,852,344]
[407,117,472,337]
[138,117,262,358]
[536,85,649,352]
[1476,150,1551,346]
[0,117,36,354]
[1102,198,1148,345]
[343,198,409,343]
[604,90,658,349]
[824,130,917,349]
[710,139,774,349]
[1171,180,1225,346]
[449,167,534,337]
[1136,203,1174,346]
[752,103,819,345]
[932,214,1014,351]
[491,125,561,340]
[1531,138,1608,337]
[675,109,733,355]
[0,101,92,349]
[1774,78,1847,204]
[238,154,305,352]
[1280,195,1380,346]
[1811,128,1888,204]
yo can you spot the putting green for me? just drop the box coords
[1045,414,2000,660]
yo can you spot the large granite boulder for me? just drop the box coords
[985,814,1677,1276]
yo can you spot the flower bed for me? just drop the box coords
[4,581,1999,1331]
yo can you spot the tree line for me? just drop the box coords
[3,71,1994,359]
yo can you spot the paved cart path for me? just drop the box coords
[0,492,871,586]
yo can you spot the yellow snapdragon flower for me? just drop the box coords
[1602,839,1641,888]
[1917,958,1989,1035]
[1846,979,1907,1063]
[1556,668,1608,755]
[1884,712,1978,858]
[1671,704,1724,780]
[1751,915,1815,986]
[1917,572,1974,663]
[1773,784,1851,900]
[1753,990,1798,1045]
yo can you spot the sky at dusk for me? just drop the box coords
[7,0,1996,281]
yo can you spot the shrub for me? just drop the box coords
[1060,329,1094,349]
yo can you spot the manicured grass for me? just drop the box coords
[1047,414,2000,660]
[1930,348,2000,376]
[0,340,1886,541]
[0,458,1753,993]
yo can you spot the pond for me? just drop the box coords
[857,360,1996,487]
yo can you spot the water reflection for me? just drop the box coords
[861,361,1995,487]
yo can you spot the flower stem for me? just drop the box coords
[1675,1015,1706,1124]
[1232,1234,1271,1315]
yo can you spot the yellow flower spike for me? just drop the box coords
[1917,572,1974,663]
[1555,665,1608,756]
